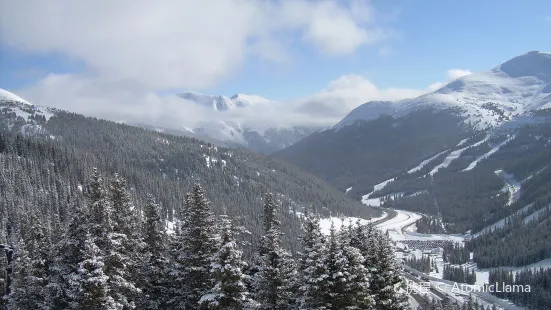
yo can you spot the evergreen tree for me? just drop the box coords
[199,215,249,309]
[361,223,379,274]
[371,232,408,310]
[8,237,48,310]
[176,183,218,307]
[8,213,50,309]
[69,234,117,310]
[109,173,139,238]
[137,194,169,309]
[88,168,112,251]
[297,212,328,309]
[323,221,374,309]
[166,195,190,308]
[263,193,278,232]
[341,244,374,309]
[107,173,141,309]
[47,203,89,309]
[254,193,296,310]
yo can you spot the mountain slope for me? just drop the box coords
[0,88,31,104]
[275,108,473,196]
[335,51,551,131]
[275,51,551,197]
[0,88,380,254]
[273,52,551,269]
[129,91,321,154]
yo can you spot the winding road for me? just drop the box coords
[373,209,525,310]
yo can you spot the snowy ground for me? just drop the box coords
[477,258,551,276]
[430,135,490,175]
[407,150,449,174]
[494,170,522,206]
[319,211,388,235]
[361,178,395,206]
[374,209,467,243]
[375,210,421,239]
[463,135,516,171]
[471,203,533,238]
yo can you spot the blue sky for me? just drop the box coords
[0,0,550,128]
[209,0,551,100]
[1,0,550,101]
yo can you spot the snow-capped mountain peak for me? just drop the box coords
[496,50,551,80]
[230,93,272,106]
[173,91,316,153]
[0,88,31,105]
[334,51,551,131]
[177,92,235,111]
[177,91,271,111]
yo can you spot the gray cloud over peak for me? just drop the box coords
[17,70,471,132]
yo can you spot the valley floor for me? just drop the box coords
[372,208,539,310]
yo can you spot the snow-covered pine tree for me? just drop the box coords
[166,193,192,308]
[263,192,277,235]
[350,219,365,249]
[355,222,379,280]
[177,183,218,307]
[69,234,117,310]
[371,232,408,310]
[8,236,48,310]
[107,173,141,309]
[47,203,89,309]
[137,194,170,310]
[340,244,374,309]
[297,212,328,309]
[324,221,347,309]
[8,213,50,309]
[109,173,140,242]
[88,168,112,251]
[199,215,250,309]
[254,192,296,310]
[323,221,374,309]
[244,193,280,296]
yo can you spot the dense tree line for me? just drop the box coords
[466,202,551,268]
[416,295,494,310]
[488,268,551,310]
[416,216,445,234]
[348,117,551,238]
[443,243,470,265]
[273,108,473,198]
[404,255,433,273]
[442,265,476,284]
[2,167,409,309]
[0,104,380,258]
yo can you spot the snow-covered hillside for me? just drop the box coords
[0,88,58,136]
[174,91,320,153]
[177,91,271,111]
[334,51,551,131]
[0,88,31,105]
[1,88,56,119]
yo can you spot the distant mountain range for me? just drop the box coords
[334,51,551,130]
[136,91,321,154]
[0,86,380,255]
[177,92,271,111]
[274,50,551,238]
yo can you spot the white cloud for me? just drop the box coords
[447,69,472,80]
[428,69,472,91]
[546,15,551,22]
[20,73,214,128]
[18,68,469,132]
[2,1,472,133]
[0,0,391,90]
